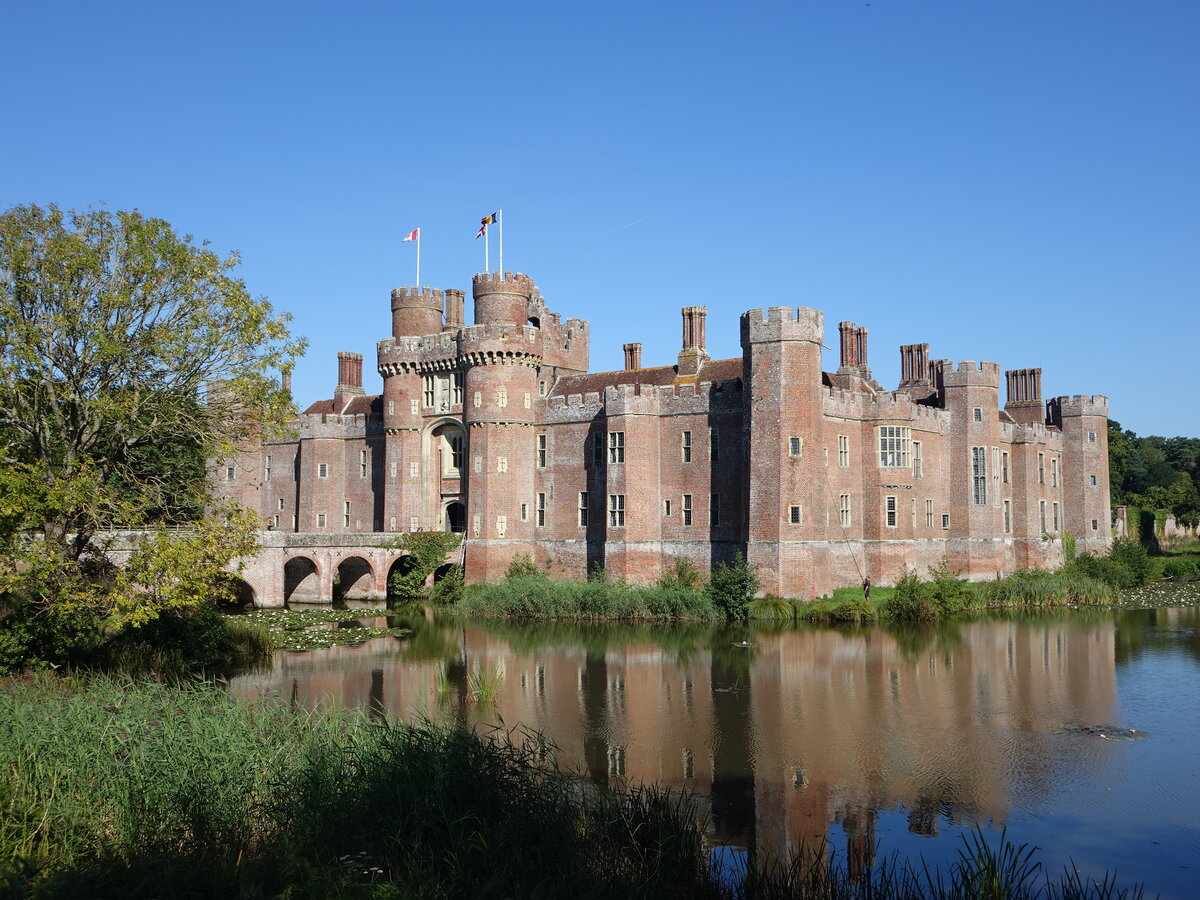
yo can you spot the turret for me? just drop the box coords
[1048,395,1111,555]
[391,286,444,338]
[472,271,535,328]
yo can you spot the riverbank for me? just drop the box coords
[1,674,1150,899]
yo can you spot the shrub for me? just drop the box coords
[1162,557,1200,580]
[1108,537,1153,587]
[505,553,543,581]
[429,564,465,605]
[706,554,758,620]
[881,570,936,622]
[387,532,462,598]
[926,560,970,615]
[657,558,703,592]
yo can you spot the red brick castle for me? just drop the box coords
[215,271,1111,598]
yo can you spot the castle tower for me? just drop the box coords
[741,306,825,596]
[391,286,445,338]
[461,272,543,579]
[1049,395,1111,555]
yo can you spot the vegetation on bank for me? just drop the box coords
[0,675,1148,900]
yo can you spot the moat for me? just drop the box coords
[232,599,1200,897]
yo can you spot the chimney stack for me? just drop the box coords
[837,322,871,380]
[623,342,642,370]
[443,289,465,330]
[677,307,710,376]
[281,367,293,398]
[1004,367,1044,423]
[335,351,364,409]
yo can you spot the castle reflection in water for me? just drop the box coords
[233,615,1118,864]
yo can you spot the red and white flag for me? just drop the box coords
[402,228,420,242]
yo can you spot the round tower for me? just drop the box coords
[391,286,444,338]
[472,272,535,327]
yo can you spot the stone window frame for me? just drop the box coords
[839,494,851,527]
[343,501,351,528]
[878,426,911,467]
[608,494,625,528]
[926,500,934,529]
[536,434,548,468]
[536,492,547,528]
[682,494,693,526]
[578,492,589,527]
[1004,499,1012,533]
[663,498,672,517]
[885,495,897,527]
[710,428,719,462]
[608,431,625,464]
[710,492,720,526]
[681,430,692,463]
[593,432,604,467]
[972,446,987,505]
[789,505,802,525]
[317,512,327,529]
[942,513,950,530]
[973,407,983,423]
[317,463,328,479]
[225,466,236,482]
[912,441,922,478]
[360,449,368,478]
[838,435,849,467]
[789,436,802,457]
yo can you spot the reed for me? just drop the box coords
[458,575,719,621]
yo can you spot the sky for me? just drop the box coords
[2,1,1197,436]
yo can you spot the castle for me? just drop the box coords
[215,271,1111,599]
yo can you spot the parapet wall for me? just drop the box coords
[940,360,1001,388]
[1048,394,1109,420]
[741,307,824,346]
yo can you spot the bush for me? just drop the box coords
[505,553,543,580]
[926,560,970,615]
[706,554,758,620]
[1109,538,1153,586]
[880,570,936,622]
[657,558,703,591]
[1162,557,1200,580]
[429,564,465,605]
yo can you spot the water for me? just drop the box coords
[232,605,1200,897]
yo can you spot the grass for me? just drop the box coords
[0,674,1148,899]
[458,574,719,621]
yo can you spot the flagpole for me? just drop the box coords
[484,228,489,274]
[415,228,421,288]
[498,208,503,275]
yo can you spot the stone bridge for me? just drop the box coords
[103,530,452,609]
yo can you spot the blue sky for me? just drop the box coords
[3,1,1196,436]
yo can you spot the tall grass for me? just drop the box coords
[0,675,1146,899]
[459,575,718,621]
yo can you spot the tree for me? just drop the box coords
[0,204,304,637]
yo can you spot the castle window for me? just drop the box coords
[973,407,983,423]
[1090,474,1098,486]
[265,456,271,480]
[271,515,279,530]
[681,431,692,463]
[1051,458,1058,488]
[608,432,625,464]
[663,498,672,517]
[520,503,529,522]
[539,380,547,396]
[1038,453,1045,485]
[608,494,625,527]
[579,492,589,527]
[877,426,911,467]
[972,447,987,505]
[790,505,802,525]
[452,372,463,405]
[292,514,298,530]
[278,498,285,511]
[225,466,235,481]
[942,514,950,529]
[536,492,546,527]
[1039,500,1047,534]
[913,441,922,478]
[1053,502,1060,532]
[317,513,327,529]
[838,435,849,467]
[1004,500,1011,533]
[343,501,351,528]
[839,494,851,527]
[885,495,897,527]
[789,436,802,457]
[423,375,435,407]
[710,428,719,462]
[1002,452,1010,484]
[710,493,720,526]
[360,449,368,477]
[318,463,328,478]
[683,494,693,526]
[1088,431,1097,443]
[1092,519,1099,531]
[926,500,933,528]
[593,432,604,467]
[537,434,547,468]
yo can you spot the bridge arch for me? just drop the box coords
[336,555,377,602]
[284,555,322,605]
[215,574,256,608]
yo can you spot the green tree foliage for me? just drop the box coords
[0,204,303,662]
[706,553,758,619]
[386,532,462,598]
[1109,419,1200,533]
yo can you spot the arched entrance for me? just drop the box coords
[387,554,423,602]
[215,575,255,608]
[284,556,321,605]
[445,501,466,533]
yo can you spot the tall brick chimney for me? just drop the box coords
[335,351,364,410]
[1004,367,1044,423]
[837,322,871,381]
[623,342,642,370]
[677,306,709,376]
[281,367,292,398]
[443,289,465,331]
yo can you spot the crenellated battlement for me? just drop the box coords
[941,360,1001,388]
[741,306,824,346]
[391,285,445,307]
[1047,394,1109,423]
[472,271,536,296]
